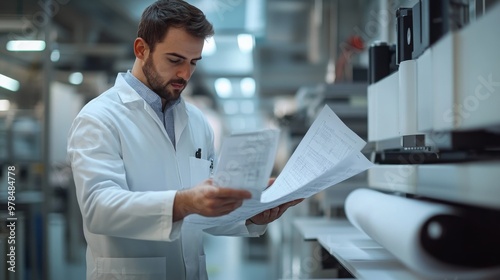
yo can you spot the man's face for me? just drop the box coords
[142,27,204,102]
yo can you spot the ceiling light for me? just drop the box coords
[69,72,83,85]
[214,78,232,98]
[0,100,11,111]
[240,77,255,97]
[51,49,60,62]
[6,40,46,51]
[237,34,254,53]
[0,74,20,92]
[202,37,217,56]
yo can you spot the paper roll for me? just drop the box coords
[398,60,418,135]
[345,188,500,279]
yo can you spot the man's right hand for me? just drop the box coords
[173,179,251,222]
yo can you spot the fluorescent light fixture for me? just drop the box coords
[6,40,46,51]
[202,37,217,56]
[240,100,255,114]
[237,34,254,53]
[51,49,60,62]
[0,74,20,92]
[240,77,256,97]
[214,78,232,98]
[69,72,83,85]
[0,100,11,111]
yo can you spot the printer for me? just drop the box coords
[360,0,500,277]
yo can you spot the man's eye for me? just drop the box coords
[191,61,198,66]
[169,59,181,64]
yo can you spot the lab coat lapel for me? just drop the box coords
[115,73,173,145]
[174,98,189,146]
[141,101,169,137]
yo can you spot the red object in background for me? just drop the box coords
[347,35,365,51]
[335,35,365,82]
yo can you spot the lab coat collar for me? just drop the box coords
[114,73,189,148]
[115,73,144,104]
[115,73,166,131]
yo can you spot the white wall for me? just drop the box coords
[49,82,84,164]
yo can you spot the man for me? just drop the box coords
[67,1,301,279]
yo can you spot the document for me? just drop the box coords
[185,105,374,228]
[212,129,280,200]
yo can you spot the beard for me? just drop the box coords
[142,55,186,102]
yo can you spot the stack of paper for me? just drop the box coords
[186,105,374,228]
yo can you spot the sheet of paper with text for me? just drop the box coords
[186,105,374,228]
[212,129,280,200]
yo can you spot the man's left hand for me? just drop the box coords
[246,178,304,225]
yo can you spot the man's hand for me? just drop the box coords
[247,198,303,225]
[247,178,304,225]
[173,179,251,221]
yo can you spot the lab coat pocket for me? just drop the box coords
[96,257,166,280]
[189,157,211,188]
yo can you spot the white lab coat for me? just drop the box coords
[67,73,266,280]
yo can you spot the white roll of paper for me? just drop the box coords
[398,60,418,135]
[345,188,500,279]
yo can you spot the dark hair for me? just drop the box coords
[138,0,214,52]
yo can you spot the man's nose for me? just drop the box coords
[177,63,193,80]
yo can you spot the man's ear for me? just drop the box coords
[134,38,149,60]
